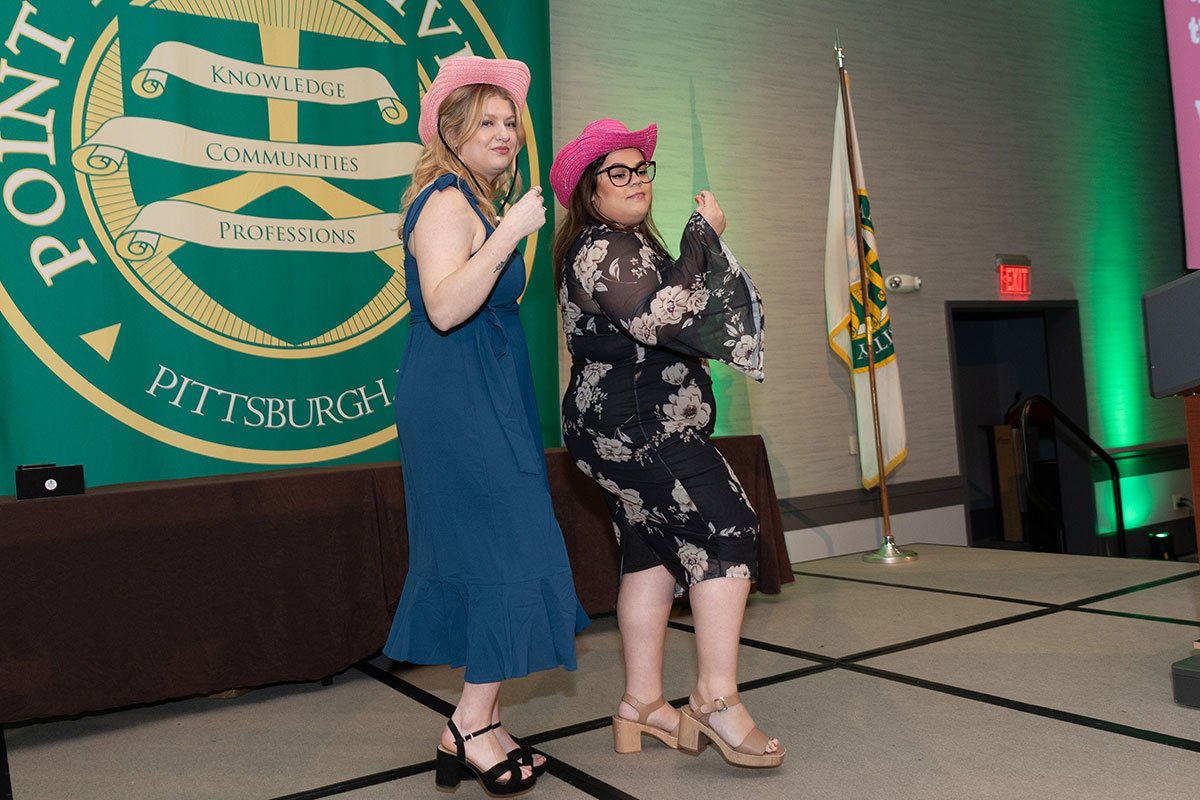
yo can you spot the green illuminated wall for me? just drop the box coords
[1060,5,1183,452]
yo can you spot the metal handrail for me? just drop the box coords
[1017,395,1126,557]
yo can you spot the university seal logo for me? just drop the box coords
[0,0,541,464]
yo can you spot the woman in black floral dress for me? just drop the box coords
[549,119,782,768]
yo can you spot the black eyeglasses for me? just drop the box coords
[595,161,656,187]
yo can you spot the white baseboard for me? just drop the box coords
[784,505,968,563]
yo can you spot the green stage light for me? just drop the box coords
[1084,209,1151,452]
[1093,474,1157,534]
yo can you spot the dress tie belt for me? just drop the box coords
[407,302,538,474]
[476,305,542,474]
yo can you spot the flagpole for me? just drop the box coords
[834,33,916,564]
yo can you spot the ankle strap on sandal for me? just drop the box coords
[621,693,667,723]
[447,718,501,745]
[693,692,742,715]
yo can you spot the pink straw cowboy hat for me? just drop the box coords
[549,119,658,208]
[418,56,532,145]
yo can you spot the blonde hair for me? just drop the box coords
[400,84,525,229]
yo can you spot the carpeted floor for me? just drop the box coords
[4,544,1199,799]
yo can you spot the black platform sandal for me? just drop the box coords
[505,743,547,777]
[435,719,537,797]
[498,722,547,777]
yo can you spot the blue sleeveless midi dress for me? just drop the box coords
[383,174,587,683]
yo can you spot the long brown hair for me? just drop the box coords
[552,153,668,286]
[400,84,525,230]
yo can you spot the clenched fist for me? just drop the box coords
[694,190,725,237]
[499,186,547,240]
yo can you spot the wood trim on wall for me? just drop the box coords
[778,476,963,530]
[1089,441,1190,481]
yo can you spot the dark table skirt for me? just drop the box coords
[0,435,791,723]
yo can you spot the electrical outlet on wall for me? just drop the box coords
[1173,494,1192,511]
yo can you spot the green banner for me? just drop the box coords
[0,0,557,495]
[847,194,895,371]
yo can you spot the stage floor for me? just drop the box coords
[4,544,1198,799]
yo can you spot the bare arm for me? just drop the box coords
[409,185,545,330]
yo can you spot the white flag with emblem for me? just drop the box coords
[825,81,907,489]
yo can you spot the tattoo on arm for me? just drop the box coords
[492,259,506,273]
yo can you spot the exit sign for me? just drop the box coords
[998,263,1031,296]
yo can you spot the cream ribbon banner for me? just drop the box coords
[134,42,408,124]
[72,117,423,180]
[115,200,402,261]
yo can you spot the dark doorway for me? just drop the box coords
[946,302,1096,554]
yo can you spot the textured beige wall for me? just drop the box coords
[547,0,1185,500]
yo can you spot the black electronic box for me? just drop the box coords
[15,463,85,500]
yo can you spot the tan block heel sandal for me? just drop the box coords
[677,693,785,768]
[611,693,681,754]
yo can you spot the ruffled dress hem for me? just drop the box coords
[383,569,588,684]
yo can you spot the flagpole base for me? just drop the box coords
[862,537,918,563]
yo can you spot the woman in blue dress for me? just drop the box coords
[382,56,586,796]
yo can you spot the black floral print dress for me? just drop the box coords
[560,213,765,591]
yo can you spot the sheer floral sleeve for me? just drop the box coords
[569,213,765,380]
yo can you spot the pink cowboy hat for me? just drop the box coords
[549,119,658,208]
[418,56,531,145]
